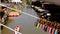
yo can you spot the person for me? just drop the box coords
[1,7,7,23]
[0,6,7,30]
[12,25,22,34]
[0,6,5,30]
[0,6,2,22]
[57,24,60,34]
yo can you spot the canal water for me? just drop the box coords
[1,6,50,34]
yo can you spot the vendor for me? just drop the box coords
[0,6,7,23]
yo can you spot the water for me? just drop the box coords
[1,6,49,34]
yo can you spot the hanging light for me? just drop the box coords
[47,13,51,16]
[11,0,22,3]
[35,6,39,9]
[38,9,45,12]
[46,13,51,20]
[42,16,44,18]
[31,5,34,7]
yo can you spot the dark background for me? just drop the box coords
[31,1,60,23]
